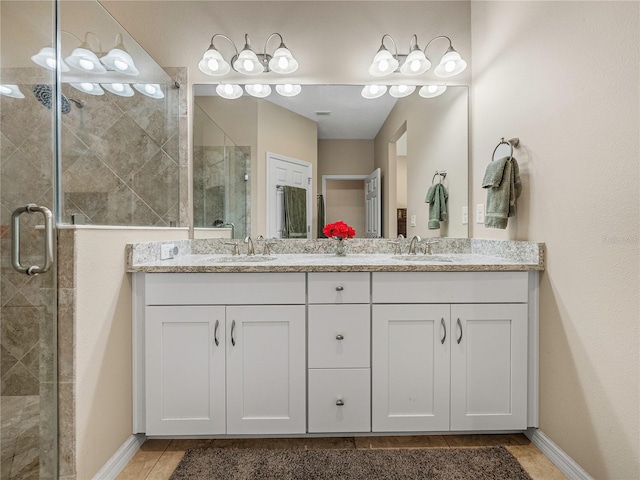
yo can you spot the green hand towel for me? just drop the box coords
[282,186,307,238]
[425,183,448,230]
[483,156,522,229]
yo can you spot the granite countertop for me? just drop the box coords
[126,238,545,273]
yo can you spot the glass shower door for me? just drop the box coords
[1,0,58,478]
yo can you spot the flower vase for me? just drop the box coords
[335,237,348,256]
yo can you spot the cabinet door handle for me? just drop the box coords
[456,318,463,344]
[214,319,220,347]
[231,319,236,346]
[336,334,344,340]
[335,286,344,291]
[440,318,446,344]
[336,399,344,406]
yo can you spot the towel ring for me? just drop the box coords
[432,170,447,184]
[492,137,520,161]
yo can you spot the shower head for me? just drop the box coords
[32,84,84,114]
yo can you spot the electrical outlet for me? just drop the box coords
[461,206,468,225]
[476,204,485,224]
[160,244,177,260]
[410,214,416,227]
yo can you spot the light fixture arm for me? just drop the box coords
[261,32,285,71]
[380,34,398,59]
[423,35,452,55]
[209,33,239,57]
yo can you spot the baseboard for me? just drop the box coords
[525,428,593,480]
[93,434,146,480]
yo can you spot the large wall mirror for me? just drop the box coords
[193,84,468,239]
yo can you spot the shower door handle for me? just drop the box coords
[12,204,54,276]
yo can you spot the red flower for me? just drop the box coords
[323,221,356,239]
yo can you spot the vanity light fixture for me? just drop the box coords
[133,83,165,99]
[418,84,447,98]
[389,85,416,98]
[216,83,243,100]
[275,84,301,97]
[101,83,135,97]
[0,85,25,99]
[31,47,70,72]
[100,34,139,76]
[245,84,272,98]
[361,84,387,99]
[199,33,298,77]
[70,82,105,96]
[368,34,466,78]
[64,32,107,74]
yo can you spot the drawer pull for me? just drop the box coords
[336,399,344,406]
[214,319,220,347]
[336,334,344,341]
[335,286,344,292]
[456,318,463,344]
[231,319,236,346]
[440,318,446,345]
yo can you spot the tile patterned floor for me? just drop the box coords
[1,395,40,480]
[117,434,567,480]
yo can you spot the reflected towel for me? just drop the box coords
[425,183,448,230]
[282,186,307,238]
[317,194,327,238]
[482,156,522,229]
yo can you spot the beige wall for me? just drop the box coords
[470,2,639,479]
[317,139,375,190]
[375,87,468,238]
[325,179,366,237]
[396,155,407,209]
[74,227,188,479]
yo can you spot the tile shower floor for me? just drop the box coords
[117,434,567,480]
[1,395,39,480]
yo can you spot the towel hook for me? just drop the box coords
[492,137,520,161]
[432,170,447,184]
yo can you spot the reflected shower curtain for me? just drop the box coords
[282,186,307,238]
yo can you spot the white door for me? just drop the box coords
[372,304,450,432]
[266,152,312,238]
[226,305,306,434]
[365,168,381,237]
[450,303,528,431]
[145,306,226,435]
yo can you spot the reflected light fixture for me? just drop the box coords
[0,85,25,99]
[216,83,243,100]
[368,34,466,79]
[419,84,447,98]
[199,33,299,77]
[31,47,70,72]
[100,34,139,76]
[64,32,107,74]
[389,85,416,98]
[245,84,272,98]
[361,84,387,99]
[275,84,301,97]
[70,82,105,96]
[101,83,135,97]
[133,83,165,99]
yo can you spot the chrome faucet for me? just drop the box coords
[388,234,404,255]
[408,235,422,255]
[244,236,255,256]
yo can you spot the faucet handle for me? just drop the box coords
[424,238,441,255]
[387,238,403,255]
[224,241,240,256]
[263,240,277,256]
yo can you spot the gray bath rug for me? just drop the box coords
[169,446,532,480]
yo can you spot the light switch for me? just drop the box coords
[476,204,485,224]
[410,215,416,227]
[462,206,468,224]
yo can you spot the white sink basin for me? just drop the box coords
[211,256,276,263]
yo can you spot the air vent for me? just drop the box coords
[315,111,331,116]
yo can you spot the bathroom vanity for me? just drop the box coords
[128,239,544,438]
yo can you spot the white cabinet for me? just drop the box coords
[372,304,450,432]
[226,306,306,434]
[145,306,226,435]
[450,304,528,431]
[141,273,306,436]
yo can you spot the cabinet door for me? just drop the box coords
[145,306,226,435]
[372,304,450,432]
[226,305,306,434]
[450,304,528,431]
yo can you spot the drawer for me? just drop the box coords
[308,369,371,433]
[308,305,370,368]
[308,272,370,304]
[144,273,305,305]
[372,272,529,304]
